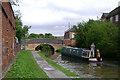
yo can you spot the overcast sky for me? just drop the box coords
[16,0,120,36]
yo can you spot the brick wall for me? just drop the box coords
[25,43,64,51]
[0,2,20,78]
[64,32,69,39]
[0,1,2,78]
[64,30,76,46]
[65,40,75,46]
[107,13,120,26]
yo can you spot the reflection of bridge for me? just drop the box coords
[24,39,65,51]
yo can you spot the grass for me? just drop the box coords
[4,50,49,78]
[38,52,79,76]
[56,47,63,53]
[39,51,53,57]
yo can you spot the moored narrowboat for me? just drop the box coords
[61,43,102,62]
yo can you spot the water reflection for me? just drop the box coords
[50,53,119,78]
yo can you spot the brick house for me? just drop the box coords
[0,2,20,78]
[64,28,76,46]
[101,2,120,26]
[101,13,109,21]
[106,6,120,26]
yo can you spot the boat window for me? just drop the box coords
[83,51,88,56]
[70,49,72,52]
[72,50,75,54]
[77,50,79,55]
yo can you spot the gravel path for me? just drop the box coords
[32,51,71,80]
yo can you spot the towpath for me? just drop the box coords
[32,51,71,80]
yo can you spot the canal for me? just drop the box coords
[49,52,119,78]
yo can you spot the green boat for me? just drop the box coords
[61,43,102,62]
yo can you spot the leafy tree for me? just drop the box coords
[10,0,20,6]
[35,44,54,56]
[45,33,56,38]
[28,33,56,39]
[15,15,31,42]
[39,34,44,38]
[10,0,31,42]
[28,33,40,39]
[74,20,119,60]
[15,15,23,41]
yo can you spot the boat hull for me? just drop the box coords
[89,58,102,62]
[61,46,102,62]
[61,52,89,61]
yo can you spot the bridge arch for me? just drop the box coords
[35,43,55,52]
[24,39,65,51]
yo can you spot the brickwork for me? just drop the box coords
[64,28,76,46]
[25,43,64,51]
[103,5,120,27]
[0,1,2,78]
[64,40,75,46]
[0,2,20,79]
[107,13,120,26]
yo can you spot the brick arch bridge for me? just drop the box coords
[24,39,65,51]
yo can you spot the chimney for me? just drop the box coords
[118,1,120,6]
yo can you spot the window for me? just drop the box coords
[110,17,113,22]
[72,33,75,38]
[72,50,75,54]
[115,15,119,22]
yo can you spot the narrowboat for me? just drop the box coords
[61,43,102,62]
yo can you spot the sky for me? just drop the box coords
[15,0,120,36]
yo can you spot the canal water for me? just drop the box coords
[49,52,119,78]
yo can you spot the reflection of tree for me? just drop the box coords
[88,63,102,77]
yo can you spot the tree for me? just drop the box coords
[28,33,40,39]
[15,15,31,42]
[10,0,31,42]
[10,0,20,6]
[45,33,56,38]
[15,15,23,41]
[28,33,56,39]
[22,25,31,38]
[74,20,119,59]
[39,34,44,38]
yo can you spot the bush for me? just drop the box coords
[56,47,63,52]
[74,20,119,60]
[35,44,54,56]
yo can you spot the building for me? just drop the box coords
[64,28,76,46]
[0,2,20,78]
[106,6,120,26]
[101,2,120,26]
[101,13,109,21]
[55,36,64,40]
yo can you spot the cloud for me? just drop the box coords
[18,0,120,36]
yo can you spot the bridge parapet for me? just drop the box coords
[23,39,65,51]
[25,38,64,44]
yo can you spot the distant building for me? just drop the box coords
[101,2,120,26]
[0,2,20,78]
[106,6,120,26]
[55,36,64,40]
[101,13,109,21]
[64,28,76,46]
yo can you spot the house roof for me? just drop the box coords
[101,13,109,19]
[103,13,109,17]
[106,6,120,18]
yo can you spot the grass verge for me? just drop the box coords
[38,52,79,76]
[4,50,49,78]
